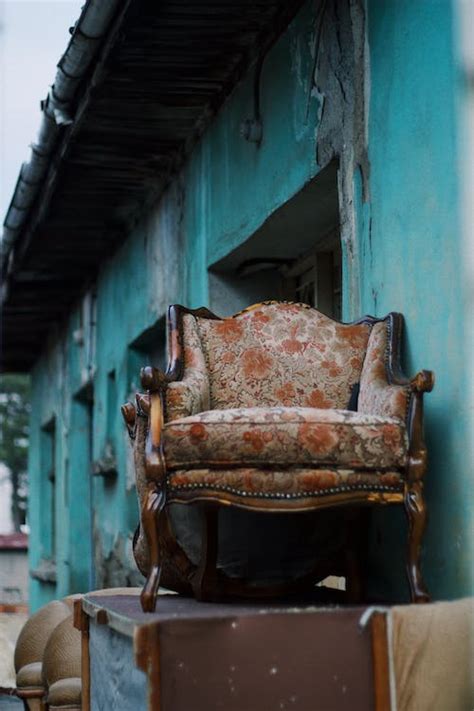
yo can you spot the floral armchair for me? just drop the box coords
[122,301,434,612]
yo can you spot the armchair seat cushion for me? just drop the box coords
[164,406,408,471]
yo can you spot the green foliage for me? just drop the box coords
[0,374,31,530]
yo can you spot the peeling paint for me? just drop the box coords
[94,525,144,590]
[313,0,370,319]
[26,0,472,611]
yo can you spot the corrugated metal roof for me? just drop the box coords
[1,0,305,371]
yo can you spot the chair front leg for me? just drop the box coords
[140,483,166,612]
[404,481,430,603]
[139,366,168,612]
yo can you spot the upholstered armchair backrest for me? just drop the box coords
[168,302,375,414]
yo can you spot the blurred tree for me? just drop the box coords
[0,374,30,530]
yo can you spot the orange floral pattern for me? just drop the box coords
[358,322,409,421]
[195,303,371,410]
[164,406,408,470]
[168,466,404,497]
[166,314,210,421]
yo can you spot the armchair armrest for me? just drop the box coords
[392,369,434,482]
[359,317,434,483]
[388,367,435,394]
[140,366,168,482]
[121,397,151,577]
[412,370,435,393]
[126,351,210,487]
[358,319,434,423]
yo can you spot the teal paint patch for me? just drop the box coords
[184,0,321,277]
[69,398,94,592]
[27,2,325,609]
[363,0,471,599]
[25,0,471,610]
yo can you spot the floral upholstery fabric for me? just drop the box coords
[166,314,210,422]
[168,467,404,498]
[358,321,409,421]
[194,303,372,411]
[164,406,408,470]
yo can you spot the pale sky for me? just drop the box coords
[0,0,83,224]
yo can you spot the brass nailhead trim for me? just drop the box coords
[168,481,403,499]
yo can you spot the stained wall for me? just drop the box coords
[27,0,472,610]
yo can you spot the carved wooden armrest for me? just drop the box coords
[140,366,170,482]
[408,370,434,393]
[141,365,170,392]
[387,369,434,483]
[383,327,435,466]
[389,367,435,394]
[121,401,137,439]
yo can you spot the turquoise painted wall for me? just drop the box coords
[357,0,472,599]
[183,0,320,307]
[27,1,322,610]
[27,0,472,610]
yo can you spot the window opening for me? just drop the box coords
[128,316,167,392]
[208,161,342,319]
[92,370,118,480]
[40,418,56,560]
[283,236,342,319]
[72,382,94,589]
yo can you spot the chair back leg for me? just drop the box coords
[345,509,369,603]
[192,506,219,601]
[404,481,430,603]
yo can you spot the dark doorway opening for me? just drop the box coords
[209,161,341,319]
[71,382,94,590]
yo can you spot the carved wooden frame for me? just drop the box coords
[122,301,434,612]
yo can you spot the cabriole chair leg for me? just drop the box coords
[141,485,165,612]
[404,482,430,603]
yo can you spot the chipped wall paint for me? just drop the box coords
[183,0,322,307]
[26,0,472,610]
[357,0,472,600]
[28,1,331,610]
[315,0,370,320]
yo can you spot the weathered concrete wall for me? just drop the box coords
[183,0,323,307]
[28,0,332,610]
[357,0,472,600]
[0,551,28,604]
[26,0,472,609]
[89,622,147,710]
[316,0,369,319]
[28,181,186,606]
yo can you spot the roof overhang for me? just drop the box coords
[1,0,305,371]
